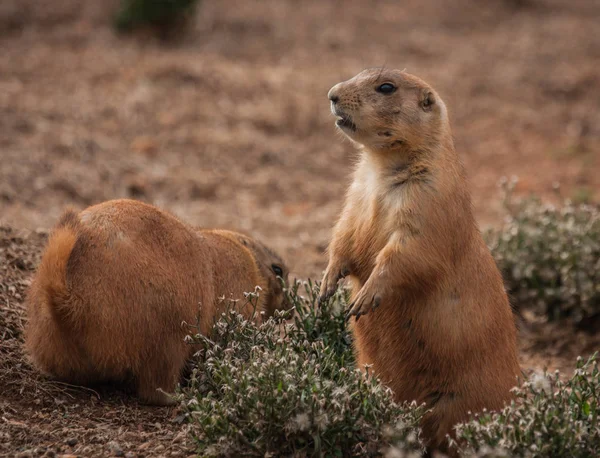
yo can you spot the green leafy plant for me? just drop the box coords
[286,279,354,366]
[455,354,600,457]
[487,180,600,327]
[114,0,200,36]
[176,282,425,457]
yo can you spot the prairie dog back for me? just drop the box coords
[25,199,289,405]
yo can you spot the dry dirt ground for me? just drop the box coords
[1,0,599,456]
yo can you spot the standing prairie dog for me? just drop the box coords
[25,199,289,405]
[319,69,520,452]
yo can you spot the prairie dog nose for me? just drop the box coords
[328,84,341,103]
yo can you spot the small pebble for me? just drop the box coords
[107,441,124,457]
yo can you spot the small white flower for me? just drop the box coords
[530,372,551,393]
[293,413,311,431]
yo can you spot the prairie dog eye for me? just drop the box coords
[376,83,396,94]
[271,264,284,277]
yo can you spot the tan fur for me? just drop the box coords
[320,69,521,453]
[25,199,289,406]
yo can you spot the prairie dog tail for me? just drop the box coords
[36,209,81,322]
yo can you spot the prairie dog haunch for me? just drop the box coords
[320,69,520,452]
[25,199,289,405]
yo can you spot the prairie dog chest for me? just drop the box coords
[346,160,408,273]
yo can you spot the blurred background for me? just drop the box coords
[1,0,599,279]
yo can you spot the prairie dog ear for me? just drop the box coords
[421,90,435,111]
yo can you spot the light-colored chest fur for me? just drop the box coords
[352,158,406,213]
[345,159,411,276]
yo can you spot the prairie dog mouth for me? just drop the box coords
[333,111,357,132]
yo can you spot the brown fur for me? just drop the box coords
[25,199,289,405]
[319,69,521,453]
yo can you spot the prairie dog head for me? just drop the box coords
[215,231,291,315]
[327,68,448,153]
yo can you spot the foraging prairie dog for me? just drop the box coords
[25,199,289,405]
[319,69,520,451]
